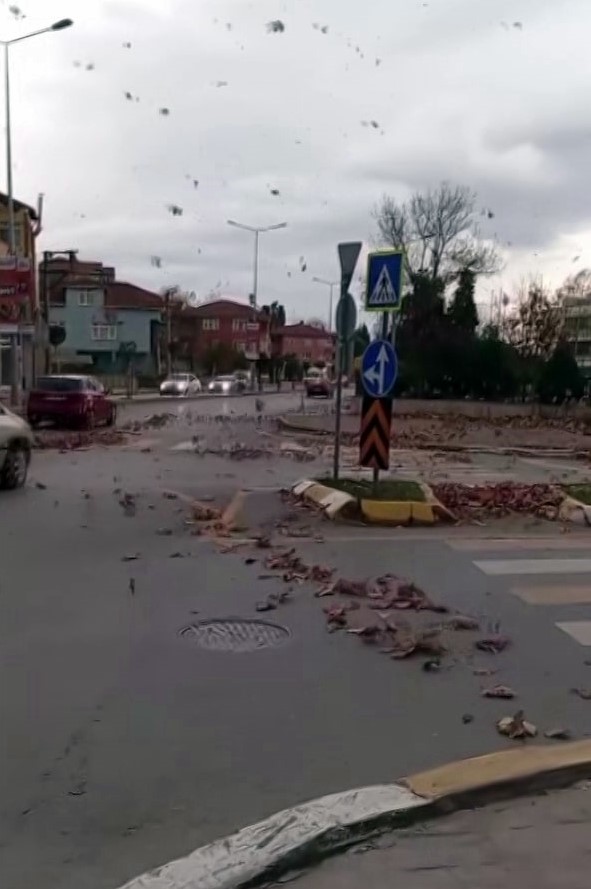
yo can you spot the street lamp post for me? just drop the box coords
[227,219,287,308]
[2,18,73,403]
[312,276,338,332]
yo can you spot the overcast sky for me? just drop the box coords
[4,0,591,323]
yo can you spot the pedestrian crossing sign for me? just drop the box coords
[365,250,404,312]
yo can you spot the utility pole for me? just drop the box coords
[164,287,173,376]
[2,18,74,404]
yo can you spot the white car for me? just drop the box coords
[159,373,202,397]
[0,402,33,489]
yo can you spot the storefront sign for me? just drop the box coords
[0,256,34,325]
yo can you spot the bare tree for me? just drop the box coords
[503,279,563,360]
[374,182,499,282]
[556,268,591,301]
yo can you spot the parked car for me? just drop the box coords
[305,370,334,398]
[0,402,33,489]
[207,375,244,395]
[27,375,116,429]
[232,371,250,391]
[159,373,202,397]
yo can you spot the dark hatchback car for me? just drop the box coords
[27,375,116,429]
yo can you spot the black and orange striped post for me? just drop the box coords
[359,396,392,470]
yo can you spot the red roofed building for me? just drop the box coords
[271,322,335,366]
[170,298,271,369]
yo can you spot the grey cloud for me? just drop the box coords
[9,0,591,319]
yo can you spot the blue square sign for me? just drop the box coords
[365,250,404,312]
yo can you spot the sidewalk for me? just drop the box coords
[286,783,591,889]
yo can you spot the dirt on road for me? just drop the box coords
[281,412,591,453]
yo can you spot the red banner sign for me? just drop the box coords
[0,256,34,325]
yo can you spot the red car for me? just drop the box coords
[27,375,116,429]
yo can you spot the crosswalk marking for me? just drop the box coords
[556,622,591,646]
[449,537,591,552]
[512,585,591,605]
[475,558,591,576]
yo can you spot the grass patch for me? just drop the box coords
[566,484,591,505]
[318,477,425,502]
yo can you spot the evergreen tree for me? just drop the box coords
[448,268,479,333]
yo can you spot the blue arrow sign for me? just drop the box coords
[365,250,404,312]
[361,340,397,398]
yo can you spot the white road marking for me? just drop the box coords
[556,621,591,646]
[475,558,591,575]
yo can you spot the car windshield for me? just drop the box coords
[35,377,84,392]
[214,376,234,382]
[169,374,190,381]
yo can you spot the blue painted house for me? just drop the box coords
[44,257,163,375]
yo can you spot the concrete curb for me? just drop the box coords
[559,495,591,527]
[291,479,358,520]
[116,740,591,889]
[291,479,453,526]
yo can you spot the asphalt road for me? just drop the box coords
[283,784,591,889]
[3,415,591,889]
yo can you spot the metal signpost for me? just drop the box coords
[333,242,362,480]
[361,250,404,492]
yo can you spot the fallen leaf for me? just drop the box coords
[129,578,136,595]
[497,710,537,740]
[156,528,173,536]
[169,552,184,559]
[571,687,591,700]
[544,727,572,741]
[475,635,511,654]
[266,20,285,33]
[447,615,479,631]
[482,685,516,699]
[462,713,474,724]
[122,553,140,562]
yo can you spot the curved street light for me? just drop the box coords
[227,219,287,307]
[2,17,74,405]
[312,276,339,332]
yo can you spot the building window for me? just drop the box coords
[78,290,96,306]
[0,223,23,252]
[232,319,247,331]
[91,324,117,341]
[202,318,219,331]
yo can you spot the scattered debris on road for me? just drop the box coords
[475,635,512,654]
[431,482,564,522]
[482,685,516,699]
[544,727,573,741]
[497,710,537,740]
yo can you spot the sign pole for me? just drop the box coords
[373,312,389,495]
[333,242,362,480]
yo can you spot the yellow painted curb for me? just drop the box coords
[404,740,591,801]
[360,499,435,525]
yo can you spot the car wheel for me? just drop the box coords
[0,442,30,490]
[106,406,116,427]
[84,409,95,430]
[28,414,40,429]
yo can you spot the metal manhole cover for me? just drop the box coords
[179,618,290,652]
